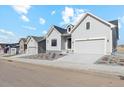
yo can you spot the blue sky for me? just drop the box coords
[0,5,123,44]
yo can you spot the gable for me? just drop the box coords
[27,37,37,46]
[46,27,61,38]
[71,13,115,33]
[19,39,25,45]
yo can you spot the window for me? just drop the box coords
[68,27,71,32]
[86,22,90,30]
[51,39,57,46]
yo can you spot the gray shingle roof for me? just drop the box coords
[109,20,119,39]
[20,38,26,42]
[109,20,118,31]
[31,36,45,42]
[53,25,67,34]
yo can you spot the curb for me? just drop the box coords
[0,56,123,80]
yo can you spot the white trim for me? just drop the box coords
[71,12,116,33]
[74,37,107,55]
[87,12,116,28]
[66,37,71,50]
[46,26,62,38]
[75,37,106,41]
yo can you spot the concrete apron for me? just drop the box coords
[0,56,122,80]
[55,54,103,65]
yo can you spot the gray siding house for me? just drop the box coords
[46,12,119,55]
[19,38,27,54]
[46,25,72,53]
[26,36,46,55]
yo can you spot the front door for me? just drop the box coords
[67,38,71,49]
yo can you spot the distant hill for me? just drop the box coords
[118,44,124,47]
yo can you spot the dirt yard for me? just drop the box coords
[117,46,124,52]
[0,58,124,87]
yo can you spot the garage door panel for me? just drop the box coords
[74,39,105,54]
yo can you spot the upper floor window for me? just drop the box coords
[51,39,57,46]
[68,27,71,32]
[86,22,90,30]
[67,24,74,33]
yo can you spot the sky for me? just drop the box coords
[0,5,124,44]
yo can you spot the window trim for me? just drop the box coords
[51,39,57,47]
[86,22,90,30]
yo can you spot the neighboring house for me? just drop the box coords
[26,36,46,55]
[0,43,6,54]
[9,43,19,55]
[0,43,19,55]
[46,12,119,55]
[19,38,27,54]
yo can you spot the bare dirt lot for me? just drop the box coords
[117,47,124,52]
[0,58,124,87]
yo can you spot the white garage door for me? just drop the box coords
[27,47,37,55]
[74,39,105,54]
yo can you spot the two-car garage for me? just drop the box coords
[74,38,106,54]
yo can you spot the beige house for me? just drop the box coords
[19,38,27,54]
[26,36,46,55]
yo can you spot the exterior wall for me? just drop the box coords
[46,28,62,52]
[38,39,46,53]
[61,36,66,50]
[112,28,118,52]
[72,15,113,55]
[10,48,17,55]
[19,40,25,54]
[26,38,38,55]
[0,45,4,54]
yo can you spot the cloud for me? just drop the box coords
[39,17,46,25]
[12,5,31,22]
[21,15,29,22]
[41,30,47,35]
[118,16,124,29]
[22,25,36,31]
[60,7,88,25]
[0,29,15,36]
[118,22,121,29]
[0,29,17,43]
[51,10,56,15]
[61,7,74,24]
[12,5,31,15]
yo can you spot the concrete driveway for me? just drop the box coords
[56,54,103,65]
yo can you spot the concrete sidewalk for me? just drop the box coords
[1,56,124,77]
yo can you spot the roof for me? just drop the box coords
[46,25,67,38]
[31,36,45,42]
[109,20,119,39]
[109,20,118,32]
[19,38,26,43]
[53,25,67,34]
[71,12,116,33]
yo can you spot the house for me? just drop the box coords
[26,36,46,55]
[46,12,119,55]
[0,43,19,55]
[9,43,19,55]
[0,43,6,54]
[19,38,27,54]
[46,25,70,53]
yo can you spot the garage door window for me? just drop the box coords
[51,39,57,46]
